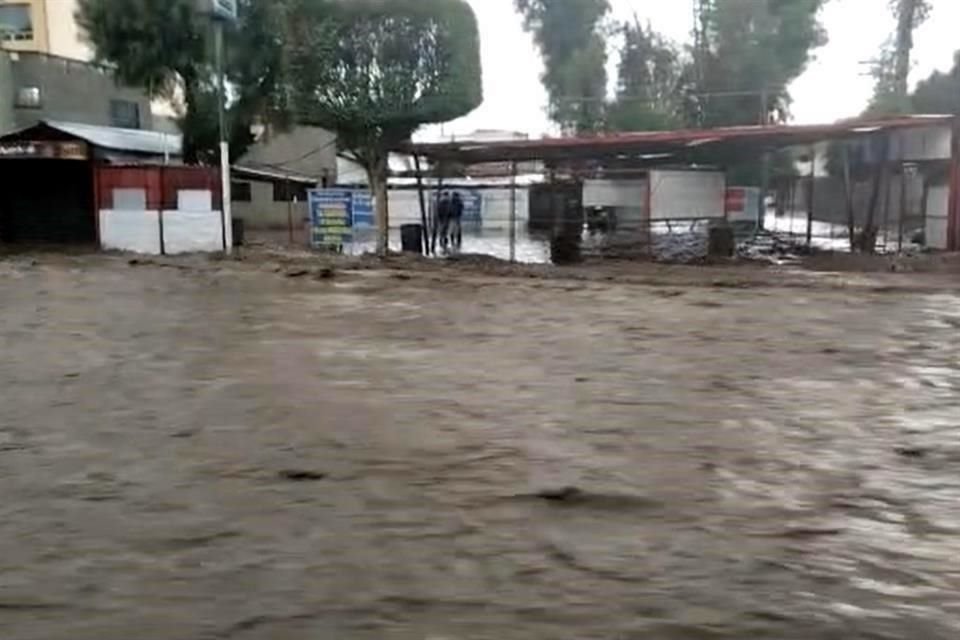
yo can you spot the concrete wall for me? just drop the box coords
[649,170,726,220]
[9,52,152,129]
[43,0,91,61]
[232,179,309,230]
[240,126,338,183]
[0,50,13,133]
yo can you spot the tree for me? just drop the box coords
[691,0,827,127]
[515,0,610,134]
[913,51,960,114]
[283,0,482,255]
[77,0,289,163]
[606,19,683,132]
[870,0,931,115]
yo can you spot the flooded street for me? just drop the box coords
[2,254,960,639]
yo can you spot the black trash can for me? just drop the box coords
[231,218,245,247]
[400,224,424,254]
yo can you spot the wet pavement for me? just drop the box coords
[1,255,960,639]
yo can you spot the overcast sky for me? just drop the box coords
[421,0,960,141]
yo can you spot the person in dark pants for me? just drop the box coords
[450,191,464,251]
[436,191,452,253]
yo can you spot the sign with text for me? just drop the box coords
[0,141,88,160]
[310,189,353,250]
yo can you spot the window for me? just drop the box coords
[14,86,40,109]
[0,4,33,42]
[231,181,252,202]
[110,100,141,129]
[273,181,308,203]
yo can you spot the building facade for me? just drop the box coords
[1,49,153,132]
[0,0,91,61]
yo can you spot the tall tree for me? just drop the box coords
[515,0,610,134]
[77,0,288,163]
[869,0,931,114]
[606,19,683,132]
[912,51,960,114]
[691,0,827,127]
[283,0,482,255]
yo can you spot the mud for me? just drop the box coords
[1,253,960,639]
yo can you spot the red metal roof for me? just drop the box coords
[405,115,955,165]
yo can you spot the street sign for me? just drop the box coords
[197,0,237,22]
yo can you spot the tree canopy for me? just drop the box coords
[912,51,960,114]
[515,0,610,134]
[77,0,288,163]
[283,0,483,254]
[606,19,683,132]
[692,0,827,127]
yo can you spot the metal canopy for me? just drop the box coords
[404,115,955,166]
[0,120,182,157]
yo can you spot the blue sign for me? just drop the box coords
[308,189,374,250]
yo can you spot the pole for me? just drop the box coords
[287,178,294,246]
[509,161,518,263]
[806,147,815,249]
[898,163,907,252]
[414,155,429,255]
[215,21,232,252]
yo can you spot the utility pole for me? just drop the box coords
[198,0,238,251]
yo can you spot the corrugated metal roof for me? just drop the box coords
[406,115,955,165]
[42,120,182,156]
[233,164,317,185]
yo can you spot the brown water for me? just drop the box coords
[1,255,959,639]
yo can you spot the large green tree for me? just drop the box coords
[515,0,610,134]
[282,0,482,255]
[912,51,960,114]
[606,19,683,132]
[869,0,931,114]
[692,0,827,127]
[77,0,287,163]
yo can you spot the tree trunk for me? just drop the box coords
[365,153,390,257]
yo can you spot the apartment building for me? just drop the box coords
[0,0,91,60]
[0,0,156,134]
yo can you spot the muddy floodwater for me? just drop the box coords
[2,254,960,639]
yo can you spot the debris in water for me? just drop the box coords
[279,470,327,482]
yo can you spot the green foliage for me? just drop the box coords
[692,0,827,127]
[285,0,482,157]
[515,0,610,133]
[912,51,960,114]
[77,0,290,163]
[868,0,932,116]
[606,21,683,132]
[77,0,206,98]
[282,0,482,254]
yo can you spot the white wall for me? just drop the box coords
[44,0,92,61]
[892,126,952,162]
[649,170,726,220]
[926,185,950,250]
[99,188,228,254]
[583,179,647,209]
[381,188,530,229]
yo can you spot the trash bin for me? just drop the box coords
[400,224,424,254]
